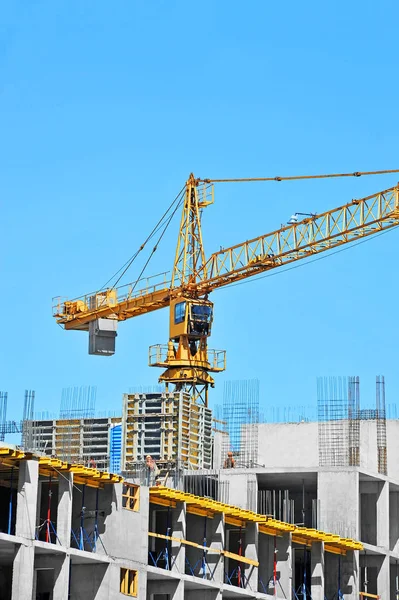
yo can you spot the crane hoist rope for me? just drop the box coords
[53,169,399,406]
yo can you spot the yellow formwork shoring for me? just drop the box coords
[0,445,123,488]
[149,486,363,555]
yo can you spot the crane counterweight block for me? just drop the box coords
[88,318,118,356]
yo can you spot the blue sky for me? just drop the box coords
[1,0,399,423]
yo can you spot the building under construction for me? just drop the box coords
[121,390,213,472]
[0,375,397,599]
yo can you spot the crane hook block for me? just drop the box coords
[88,318,118,356]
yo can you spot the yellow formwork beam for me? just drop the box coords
[149,486,363,554]
[0,444,122,488]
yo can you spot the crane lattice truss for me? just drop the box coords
[53,176,399,405]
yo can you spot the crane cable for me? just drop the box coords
[99,184,186,291]
[126,191,186,299]
[201,168,399,184]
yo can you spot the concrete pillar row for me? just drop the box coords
[208,513,225,585]
[11,543,35,600]
[171,501,186,573]
[377,554,390,600]
[244,521,259,591]
[57,472,73,547]
[276,531,292,599]
[15,459,39,539]
[376,481,389,549]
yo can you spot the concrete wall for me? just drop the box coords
[359,421,378,474]
[98,483,149,568]
[386,421,399,480]
[69,563,108,599]
[219,471,257,510]
[257,423,319,469]
[318,470,359,539]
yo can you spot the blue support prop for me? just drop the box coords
[93,487,99,552]
[79,484,86,550]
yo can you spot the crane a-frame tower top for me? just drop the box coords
[53,169,399,405]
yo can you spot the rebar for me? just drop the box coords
[221,379,260,468]
[376,375,387,475]
[317,377,349,467]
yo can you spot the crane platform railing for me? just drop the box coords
[148,345,226,371]
[53,271,172,325]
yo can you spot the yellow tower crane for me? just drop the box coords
[53,169,399,405]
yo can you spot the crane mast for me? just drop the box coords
[53,174,399,406]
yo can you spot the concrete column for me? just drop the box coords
[171,502,186,574]
[311,542,325,600]
[342,550,359,600]
[389,491,399,552]
[57,472,73,547]
[53,555,70,600]
[15,459,39,539]
[11,543,34,600]
[208,513,224,585]
[258,533,274,595]
[172,579,184,600]
[137,567,147,600]
[376,481,389,549]
[276,532,292,599]
[244,522,258,592]
[377,554,390,600]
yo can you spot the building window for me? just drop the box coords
[120,568,138,597]
[122,483,140,511]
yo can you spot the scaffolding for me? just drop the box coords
[22,386,119,470]
[122,390,213,472]
[221,379,260,468]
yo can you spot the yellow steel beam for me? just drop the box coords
[197,186,399,294]
[148,531,259,566]
[223,550,259,567]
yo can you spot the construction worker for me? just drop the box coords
[145,454,160,485]
[223,451,235,469]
